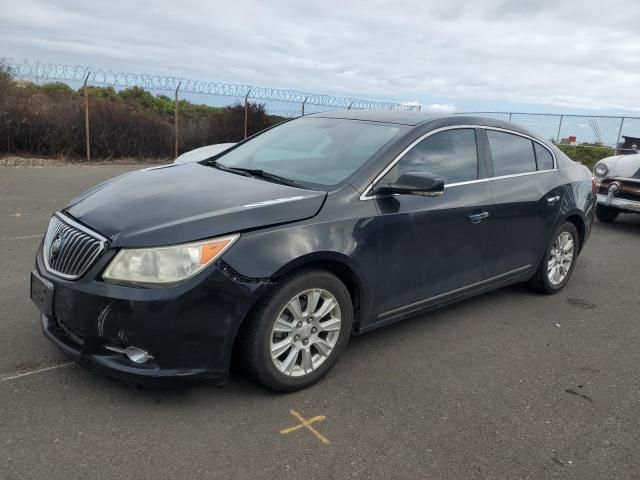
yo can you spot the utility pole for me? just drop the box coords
[83,72,91,162]
[556,115,564,143]
[616,117,625,153]
[244,89,251,139]
[174,81,181,159]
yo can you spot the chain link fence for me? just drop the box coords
[1,58,420,160]
[3,58,640,161]
[463,112,640,153]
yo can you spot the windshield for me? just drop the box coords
[211,117,406,187]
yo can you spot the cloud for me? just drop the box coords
[402,100,457,113]
[1,0,639,111]
[425,104,457,113]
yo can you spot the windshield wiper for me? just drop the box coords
[222,166,300,187]
[206,161,301,187]
[208,162,253,177]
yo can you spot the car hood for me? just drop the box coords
[173,143,236,164]
[65,163,326,247]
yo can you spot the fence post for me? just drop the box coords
[347,101,354,111]
[301,96,308,117]
[508,112,512,122]
[556,115,564,143]
[83,72,91,162]
[244,89,251,139]
[616,117,625,153]
[174,81,181,159]
[417,105,421,112]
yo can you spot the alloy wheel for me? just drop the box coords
[269,288,342,377]
[547,231,575,286]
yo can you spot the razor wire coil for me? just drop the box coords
[4,58,419,111]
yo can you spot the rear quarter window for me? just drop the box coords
[534,143,554,171]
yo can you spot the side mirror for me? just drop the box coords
[375,171,445,197]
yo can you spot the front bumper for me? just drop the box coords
[32,244,267,386]
[597,193,640,213]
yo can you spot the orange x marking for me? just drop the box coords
[279,409,330,444]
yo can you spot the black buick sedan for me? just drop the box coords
[31,111,596,391]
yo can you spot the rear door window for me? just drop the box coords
[487,130,537,176]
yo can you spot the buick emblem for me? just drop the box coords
[50,234,63,260]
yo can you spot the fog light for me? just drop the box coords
[125,346,152,364]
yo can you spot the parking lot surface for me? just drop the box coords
[1,165,639,479]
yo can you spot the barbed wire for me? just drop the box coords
[2,58,419,112]
[5,59,639,147]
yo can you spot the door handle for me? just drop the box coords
[468,211,489,224]
[547,195,561,206]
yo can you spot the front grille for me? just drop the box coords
[43,213,107,280]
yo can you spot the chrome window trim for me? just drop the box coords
[43,212,108,280]
[360,125,558,200]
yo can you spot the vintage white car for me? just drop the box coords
[593,152,640,222]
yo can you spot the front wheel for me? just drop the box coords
[241,269,353,392]
[596,205,619,223]
[529,222,580,294]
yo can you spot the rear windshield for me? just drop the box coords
[213,117,407,187]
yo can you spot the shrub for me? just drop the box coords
[40,82,75,97]
[556,144,615,171]
[0,66,285,160]
[0,78,84,157]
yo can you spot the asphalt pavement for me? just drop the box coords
[0,165,638,479]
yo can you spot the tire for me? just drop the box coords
[596,205,619,223]
[529,222,580,294]
[241,269,353,392]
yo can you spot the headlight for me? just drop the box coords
[103,234,239,286]
[594,162,609,177]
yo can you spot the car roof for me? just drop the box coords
[305,110,448,126]
[305,110,549,142]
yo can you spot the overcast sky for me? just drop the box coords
[1,0,639,113]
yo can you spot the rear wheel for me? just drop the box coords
[596,205,619,223]
[529,222,579,294]
[241,269,352,392]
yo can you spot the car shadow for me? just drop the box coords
[227,283,537,396]
[78,281,533,401]
[346,282,535,346]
